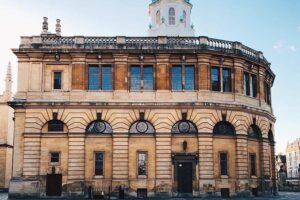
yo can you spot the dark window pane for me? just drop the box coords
[185,65,195,90]
[95,153,104,176]
[89,65,99,90]
[220,153,228,175]
[54,72,62,89]
[222,68,232,92]
[138,152,147,176]
[131,65,141,90]
[101,65,112,91]
[251,75,257,98]
[172,65,182,90]
[51,152,60,163]
[48,120,64,132]
[265,82,271,105]
[143,65,154,90]
[250,154,257,176]
[244,72,250,96]
[211,67,220,91]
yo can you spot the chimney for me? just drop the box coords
[56,19,61,36]
[42,17,49,34]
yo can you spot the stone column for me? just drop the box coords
[23,134,41,177]
[155,54,170,90]
[112,134,129,190]
[233,58,244,95]
[12,108,26,177]
[270,142,277,195]
[197,54,211,91]
[68,135,85,181]
[155,133,172,195]
[235,134,249,194]
[198,134,214,196]
[114,54,128,91]
[258,67,266,105]
[259,137,271,194]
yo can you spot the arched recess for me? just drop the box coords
[268,129,274,143]
[86,120,113,134]
[42,119,68,133]
[169,7,175,25]
[213,121,236,135]
[171,120,197,134]
[129,120,155,134]
[248,125,262,139]
[156,10,161,25]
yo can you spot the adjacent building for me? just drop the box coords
[286,139,300,178]
[0,62,14,190]
[9,0,276,198]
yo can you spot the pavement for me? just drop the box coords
[0,192,300,200]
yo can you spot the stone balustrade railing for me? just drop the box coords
[19,35,270,66]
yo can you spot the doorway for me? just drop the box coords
[46,174,62,196]
[177,162,193,193]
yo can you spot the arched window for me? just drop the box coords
[156,10,161,25]
[129,120,155,134]
[48,120,64,132]
[268,130,274,143]
[248,125,262,139]
[171,120,197,134]
[86,120,113,134]
[213,121,235,135]
[182,10,186,26]
[169,7,175,25]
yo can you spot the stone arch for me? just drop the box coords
[248,124,262,139]
[129,120,155,134]
[86,120,113,134]
[213,121,236,135]
[171,119,197,134]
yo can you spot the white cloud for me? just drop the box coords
[273,40,284,52]
[289,45,297,52]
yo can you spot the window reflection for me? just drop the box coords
[211,67,220,91]
[101,65,112,91]
[89,65,99,90]
[185,65,195,90]
[222,68,231,92]
[143,65,154,90]
[172,65,182,90]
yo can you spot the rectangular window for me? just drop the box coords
[143,65,154,90]
[53,72,62,89]
[185,65,195,91]
[101,65,112,91]
[95,152,104,176]
[138,152,147,176]
[251,74,257,98]
[244,72,250,96]
[50,152,60,163]
[265,82,271,105]
[172,65,182,90]
[222,68,232,92]
[250,154,257,176]
[211,67,220,91]
[220,152,228,176]
[130,65,141,90]
[88,65,99,90]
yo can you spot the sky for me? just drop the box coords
[0,0,299,154]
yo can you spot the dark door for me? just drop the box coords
[177,162,193,193]
[46,174,62,196]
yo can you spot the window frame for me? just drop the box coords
[169,7,176,25]
[219,151,228,176]
[264,81,271,105]
[171,64,196,91]
[211,65,233,93]
[94,151,104,177]
[87,63,114,91]
[137,151,148,177]
[244,71,258,98]
[53,71,62,90]
[249,153,257,176]
[49,151,60,165]
[47,120,64,132]
[129,64,155,91]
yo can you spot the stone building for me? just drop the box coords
[0,62,14,190]
[9,0,276,198]
[286,139,300,178]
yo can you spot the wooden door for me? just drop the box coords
[177,162,193,193]
[46,174,62,196]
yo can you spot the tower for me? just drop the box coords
[148,0,195,36]
[3,62,12,101]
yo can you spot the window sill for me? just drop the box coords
[87,90,113,92]
[50,162,60,166]
[251,175,258,178]
[138,175,147,179]
[220,175,229,179]
[94,175,104,179]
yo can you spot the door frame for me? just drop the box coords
[172,153,198,194]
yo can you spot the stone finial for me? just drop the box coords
[42,17,49,34]
[5,61,12,90]
[56,19,61,36]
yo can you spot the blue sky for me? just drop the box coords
[0,0,299,153]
